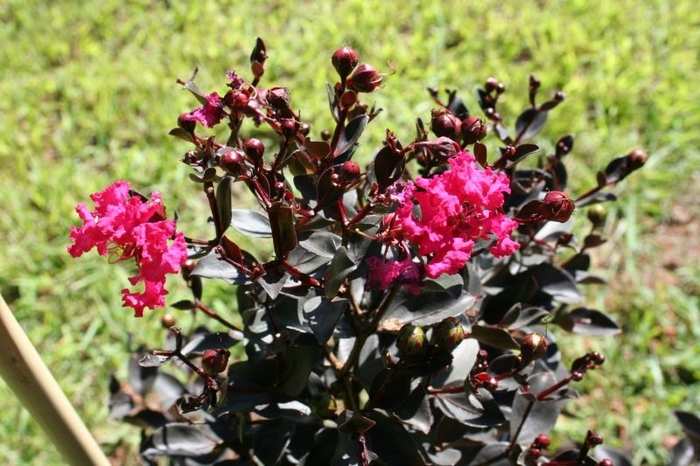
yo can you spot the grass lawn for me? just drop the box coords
[1,0,698,464]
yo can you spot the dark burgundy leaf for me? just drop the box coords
[280,344,322,396]
[138,353,171,368]
[191,249,250,284]
[129,351,158,395]
[558,307,621,336]
[303,296,347,343]
[511,371,566,443]
[215,176,232,236]
[470,325,519,350]
[145,423,225,457]
[555,134,575,158]
[433,390,505,428]
[230,209,272,237]
[515,108,548,141]
[334,114,369,159]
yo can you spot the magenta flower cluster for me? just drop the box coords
[67,181,188,317]
[377,150,519,283]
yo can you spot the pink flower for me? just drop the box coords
[68,181,188,317]
[366,257,422,294]
[391,150,519,278]
[181,92,225,128]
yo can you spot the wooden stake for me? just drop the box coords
[0,294,111,465]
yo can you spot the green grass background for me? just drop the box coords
[1,0,698,464]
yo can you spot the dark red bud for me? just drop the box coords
[627,149,648,169]
[177,114,197,134]
[182,150,200,165]
[340,90,358,109]
[571,371,584,381]
[527,447,542,459]
[554,91,566,101]
[396,324,426,357]
[591,352,605,365]
[224,89,250,111]
[280,118,299,138]
[219,148,246,176]
[431,317,465,352]
[430,110,461,140]
[340,161,361,183]
[201,348,230,375]
[597,459,614,466]
[461,116,488,145]
[245,138,265,162]
[321,130,331,141]
[347,63,382,93]
[586,432,604,447]
[267,86,291,110]
[542,191,575,222]
[534,434,551,449]
[485,77,499,93]
[418,137,461,162]
[332,46,360,80]
[520,332,548,362]
[471,372,499,390]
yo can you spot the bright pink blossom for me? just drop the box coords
[366,257,422,294]
[392,150,519,278]
[68,181,188,317]
[181,92,225,128]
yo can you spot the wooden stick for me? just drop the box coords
[0,294,111,466]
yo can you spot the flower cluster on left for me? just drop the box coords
[67,180,187,316]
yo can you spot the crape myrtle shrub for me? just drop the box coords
[68,38,692,465]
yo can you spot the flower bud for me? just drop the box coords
[534,434,551,449]
[340,90,358,109]
[542,191,575,223]
[332,46,359,80]
[201,348,230,375]
[520,332,548,362]
[471,372,498,390]
[627,149,648,170]
[461,116,488,145]
[177,113,197,134]
[396,324,426,357]
[280,118,300,139]
[224,89,250,112]
[430,110,461,140]
[347,63,382,93]
[339,161,361,185]
[245,138,265,163]
[267,86,291,111]
[485,77,499,93]
[586,203,608,228]
[431,317,465,352]
[161,313,176,329]
[219,148,246,176]
[417,137,460,162]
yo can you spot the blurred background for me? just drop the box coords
[1,0,698,463]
